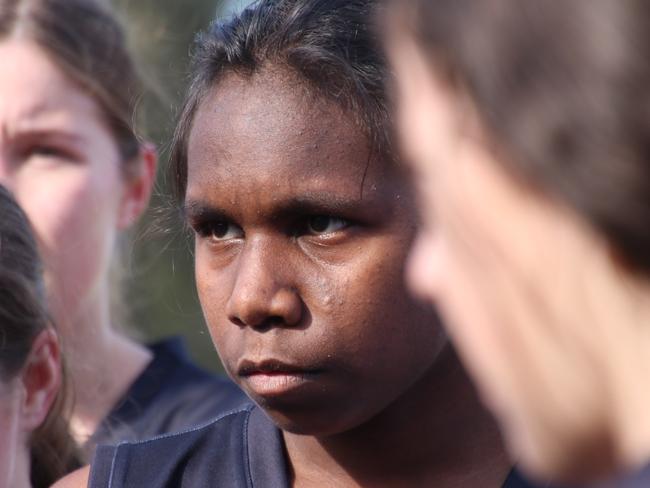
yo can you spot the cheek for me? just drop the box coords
[27,176,104,249]
[406,230,440,303]
[434,246,503,387]
[431,161,548,428]
[14,166,123,320]
[194,251,241,372]
[327,233,442,369]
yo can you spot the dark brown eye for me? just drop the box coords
[194,221,243,241]
[307,216,348,235]
[211,222,231,239]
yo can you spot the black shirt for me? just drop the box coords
[89,403,550,488]
[88,337,247,453]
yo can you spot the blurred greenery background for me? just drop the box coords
[111,0,253,373]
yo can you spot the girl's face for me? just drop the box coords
[185,71,447,436]
[391,39,619,480]
[0,40,151,334]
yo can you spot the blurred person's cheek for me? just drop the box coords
[13,161,118,313]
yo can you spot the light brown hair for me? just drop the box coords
[0,0,143,177]
[389,0,650,275]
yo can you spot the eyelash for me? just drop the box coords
[25,144,77,161]
[190,215,353,243]
[301,215,350,236]
[191,220,243,242]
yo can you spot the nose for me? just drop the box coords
[406,230,442,304]
[226,239,303,330]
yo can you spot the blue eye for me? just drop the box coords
[32,146,62,157]
[306,216,349,235]
[26,144,78,162]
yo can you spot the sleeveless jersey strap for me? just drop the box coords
[88,444,119,488]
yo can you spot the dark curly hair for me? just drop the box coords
[170,0,390,202]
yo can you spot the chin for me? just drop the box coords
[258,402,362,437]
[507,420,617,485]
[266,411,348,437]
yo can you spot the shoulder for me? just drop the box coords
[501,469,557,488]
[139,338,249,430]
[88,405,260,488]
[143,337,247,410]
[51,466,90,488]
[93,337,248,445]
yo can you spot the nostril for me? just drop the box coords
[229,316,246,328]
[250,316,285,332]
[226,285,303,330]
[230,314,286,331]
[266,316,284,327]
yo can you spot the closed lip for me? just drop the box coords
[237,359,325,397]
[237,358,323,377]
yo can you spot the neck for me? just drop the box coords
[603,276,650,476]
[59,288,152,445]
[11,443,30,488]
[283,347,510,488]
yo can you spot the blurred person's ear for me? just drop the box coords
[117,142,158,229]
[19,329,61,432]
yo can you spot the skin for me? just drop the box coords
[181,69,510,487]
[0,39,156,443]
[390,36,650,483]
[0,330,61,488]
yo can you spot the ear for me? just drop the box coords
[117,142,158,229]
[19,329,61,432]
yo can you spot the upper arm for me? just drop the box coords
[51,465,91,488]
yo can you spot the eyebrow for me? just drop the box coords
[183,191,386,223]
[183,200,233,223]
[6,127,85,146]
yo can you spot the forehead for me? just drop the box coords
[186,70,396,203]
[0,40,105,135]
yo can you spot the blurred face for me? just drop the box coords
[391,39,616,480]
[0,40,129,332]
[185,71,447,435]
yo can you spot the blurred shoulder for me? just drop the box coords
[51,465,90,488]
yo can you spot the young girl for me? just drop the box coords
[387,0,650,486]
[60,1,548,486]
[0,185,79,487]
[0,0,244,452]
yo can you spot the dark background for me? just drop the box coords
[112,0,253,373]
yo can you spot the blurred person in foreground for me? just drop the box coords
[0,184,80,488]
[54,0,551,486]
[386,0,650,486]
[0,0,245,456]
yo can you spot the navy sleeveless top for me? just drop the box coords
[89,403,551,488]
[87,338,247,455]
